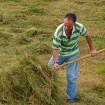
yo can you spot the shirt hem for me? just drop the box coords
[59,52,79,58]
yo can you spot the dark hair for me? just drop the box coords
[65,13,77,22]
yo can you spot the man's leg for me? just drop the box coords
[65,55,78,102]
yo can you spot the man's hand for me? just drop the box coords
[54,63,59,70]
[91,49,97,57]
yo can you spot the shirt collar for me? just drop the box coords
[62,25,76,36]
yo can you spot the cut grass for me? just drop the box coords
[91,62,105,75]
[0,0,105,104]
[0,55,66,105]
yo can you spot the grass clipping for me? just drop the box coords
[0,55,65,105]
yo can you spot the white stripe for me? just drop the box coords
[81,28,86,35]
[70,33,79,39]
[76,22,84,33]
[53,40,60,46]
[54,24,63,36]
[68,38,78,45]
[54,34,61,41]
[76,22,83,28]
[61,41,78,49]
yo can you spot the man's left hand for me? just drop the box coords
[91,49,97,57]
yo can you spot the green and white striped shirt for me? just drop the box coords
[52,22,88,58]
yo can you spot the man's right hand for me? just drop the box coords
[54,63,59,70]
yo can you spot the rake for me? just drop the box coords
[59,48,105,69]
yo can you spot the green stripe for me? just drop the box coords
[59,52,79,58]
[73,31,79,34]
[61,39,78,48]
[52,43,60,48]
[57,25,63,35]
[62,35,78,43]
[60,35,64,39]
[76,23,81,29]
[61,41,77,48]
[82,30,87,36]
[54,36,61,43]
[60,45,78,54]
[81,26,85,33]
[71,35,78,40]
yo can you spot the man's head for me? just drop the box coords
[64,13,77,32]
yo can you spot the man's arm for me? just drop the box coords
[85,34,97,56]
[53,49,59,70]
[53,49,59,62]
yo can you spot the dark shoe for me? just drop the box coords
[67,98,75,103]
[67,97,79,103]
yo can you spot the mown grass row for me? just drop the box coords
[0,0,105,105]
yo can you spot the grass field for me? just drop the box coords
[0,0,105,105]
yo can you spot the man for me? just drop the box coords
[48,13,97,103]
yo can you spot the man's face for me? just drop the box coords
[64,18,74,32]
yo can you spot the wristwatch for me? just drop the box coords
[54,62,58,64]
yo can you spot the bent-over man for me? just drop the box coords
[48,13,97,103]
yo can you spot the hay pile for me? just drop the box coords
[0,55,65,105]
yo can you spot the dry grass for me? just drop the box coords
[0,55,66,105]
[0,0,105,104]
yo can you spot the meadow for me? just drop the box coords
[0,0,105,105]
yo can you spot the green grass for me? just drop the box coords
[0,0,105,105]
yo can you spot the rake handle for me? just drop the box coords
[59,48,105,69]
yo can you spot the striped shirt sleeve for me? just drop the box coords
[80,25,88,36]
[52,29,61,49]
